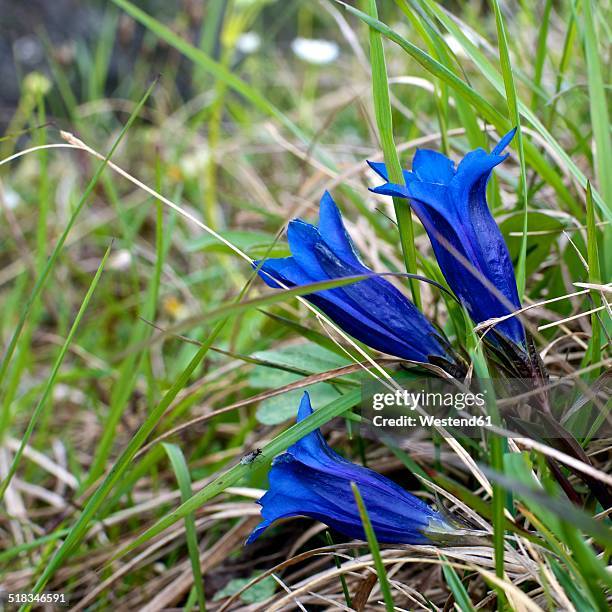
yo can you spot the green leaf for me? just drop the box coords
[256,385,342,425]
[213,574,276,604]
[499,212,566,278]
[249,344,352,424]
[186,230,289,258]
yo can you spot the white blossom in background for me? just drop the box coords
[180,147,210,178]
[291,37,339,65]
[2,186,20,210]
[236,31,261,54]
[109,249,132,271]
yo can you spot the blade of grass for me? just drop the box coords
[363,0,420,308]
[0,242,112,501]
[585,183,602,377]
[530,0,553,111]
[351,481,394,612]
[469,338,506,608]
[491,0,529,297]
[583,0,612,209]
[0,77,157,394]
[162,443,206,612]
[324,531,352,609]
[583,0,612,279]
[442,558,476,612]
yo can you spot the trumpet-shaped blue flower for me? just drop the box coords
[247,392,450,544]
[255,192,457,367]
[369,130,525,347]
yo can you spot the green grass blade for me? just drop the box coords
[530,0,553,110]
[364,0,420,308]
[583,0,612,279]
[585,183,602,378]
[442,559,476,612]
[0,78,157,393]
[163,443,207,612]
[351,482,395,612]
[324,531,352,608]
[469,339,506,605]
[583,0,612,208]
[0,243,112,501]
[491,0,529,297]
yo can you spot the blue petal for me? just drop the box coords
[367,161,416,188]
[317,191,362,267]
[369,182,411,198]
[413,149,456,184]
[254,257,312,289]
[248,458,432,544]
[366,160,389,181]
[492,127,517,155]
[311,242,446,360]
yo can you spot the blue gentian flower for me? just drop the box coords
[247,392,451,544]
[255,192,458,369]
[369,129,525,348]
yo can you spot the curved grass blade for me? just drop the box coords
[0,243,112,501]
[163,443,207,612]
[491,0,529,296]
[351,481,395,612]
[364,0,420,308]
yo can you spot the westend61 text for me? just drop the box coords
[372,414,493,428]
